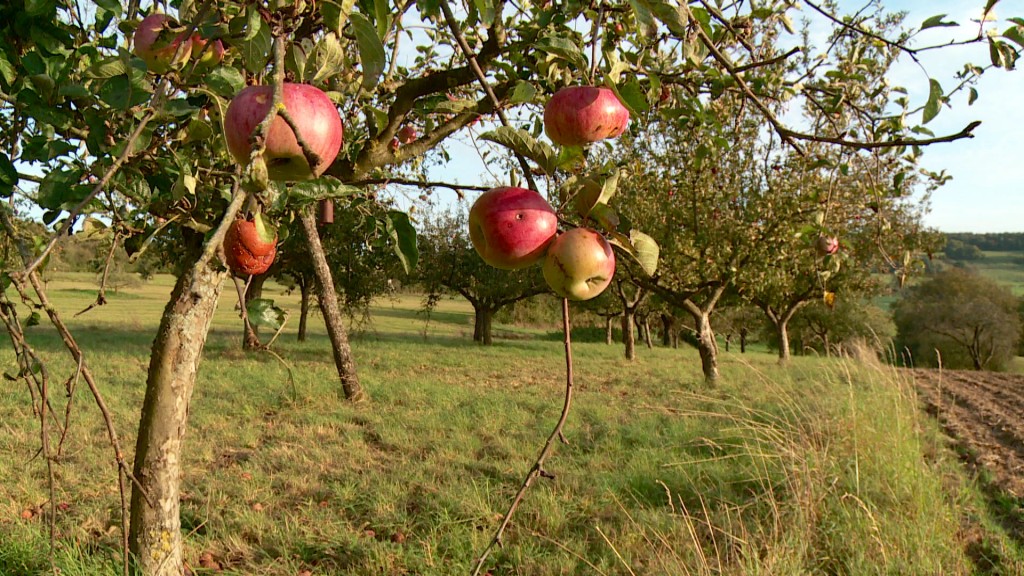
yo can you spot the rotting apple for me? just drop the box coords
[468,187,557,270]
[542,228,616,301]
[224,83,343,181]
[544,86,629,147]
[815,235,839,257]
[224,218,278,276]
[133,13,192,74]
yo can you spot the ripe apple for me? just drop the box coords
[544,86,629,147]
[133,13,192,74]
[224,218,277,276]
[397,125,417,144]
[542,228,616,301]
[468,187,557,270]
[224,83,343,181]
[815,235,839,257]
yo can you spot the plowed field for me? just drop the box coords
[913,368,1024,503]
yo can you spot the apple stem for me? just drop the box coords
[471,298,576,576]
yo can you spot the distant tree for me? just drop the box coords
[790,299,895,357]
[943,238,985,261]
[714,303,764,353]
[893,269,1021,370]
[417,209,546,345]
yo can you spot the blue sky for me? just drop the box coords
[874,0,1024,233]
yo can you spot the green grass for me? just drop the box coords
[0,274,1021,575]
[964,251,1024,296]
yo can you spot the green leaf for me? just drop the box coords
[605,78,648,116]
[473,0,496,24]
[86,56,127,79]
[0,55,16,85]
[989,37,1007,69]
[26,311,41,327]
[968,87,978,105]
[321,0,358,35]
[304,33,346,84]
[206,66,245,98]
[633,0,688,35]
[247,298,287,330]
[239,21,273,74]
[535,36,587,69]
[920,14,958,30]
[386,210,418,274]
[80,216,109,238]
[629,230,659,276]
[922,78,942,124]
[254,212,277,244]
[1004,26,1024,49]
[36,169,86,210]
[350,13,386,90]
[509,81,537,104]
[287,177,363,204]
[0,152,17,197]
[480,126,557,175]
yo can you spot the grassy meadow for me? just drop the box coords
[0,273,1021,575]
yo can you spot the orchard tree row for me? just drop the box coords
[0,0,1021,574]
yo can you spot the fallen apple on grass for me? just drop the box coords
[468,187,557,270]
[224,218,277,276]
[542,228,616,301]
[224,83,343,181]
[544,86,629,147]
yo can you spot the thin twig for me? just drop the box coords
[75,232,120,317]
[437,0,539,192]
[472,298,576,576]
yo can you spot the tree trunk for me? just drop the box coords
[724,334,731,352]
[299,209,365,402]
[642,316,653,348]
[297,277,311,342]
[694,311,719,384]
[473,305,494,345]
[740,328,747,353]
[605,315,614,345]
[130,239,226,575]
[622,312,636,360]
[242,273,267,350]
[777,320,791,363]
[823,332,830,357]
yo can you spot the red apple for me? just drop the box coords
[542,228,616,301]
[468,187,557,270]
[190,35,225,72]
[397,125,417,144]
[544,86,629,147]
[133,13,192,74]
[224,83,343,181]
[815,235,839,257]
[224,218,277,276]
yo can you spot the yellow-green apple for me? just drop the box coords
[190,34,225,72]
[544,86,629,146]
[468,187,557,270]
[815,235,839,257]
[224,218,277,276]
[542,228,616,300]
[133,13,192,74]
[224,83,343,181]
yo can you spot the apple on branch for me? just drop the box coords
[542,228,616,301]
[133,13,192,74]
[223,217,278,276]
[544,86,629,147]
[815,235,839,257]
[468,187,557,270]
[224,83,343,181]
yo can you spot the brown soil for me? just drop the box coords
[912,368,1024,540]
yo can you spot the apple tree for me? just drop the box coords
[0,0,1022,574]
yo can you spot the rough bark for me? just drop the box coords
[622,312,636,360]
[297,277,311,342]
[129,238,227,575]
[777,321,791,362]
[299,208,365,402]
[694,311,720,384]
[473,304,494,345]
[605,315,614,345]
